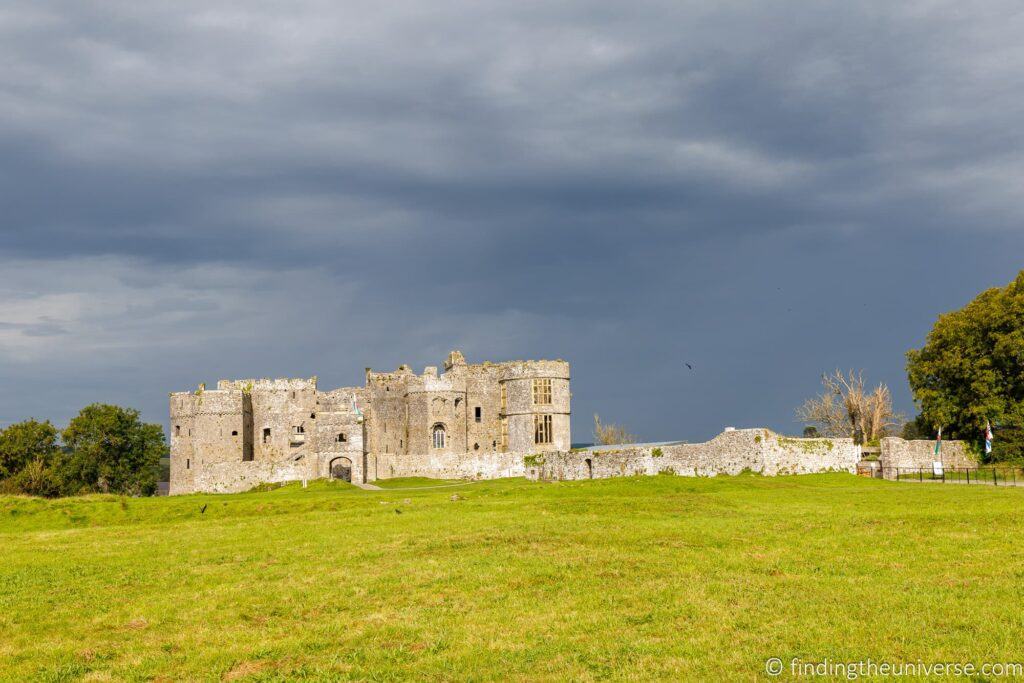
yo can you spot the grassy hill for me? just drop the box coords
[1,474,1022,680]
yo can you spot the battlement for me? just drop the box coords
[217,377,318,392]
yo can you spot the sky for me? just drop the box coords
[1,1,1023,442]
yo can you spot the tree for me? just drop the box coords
[796,370,901,444]
[593,414,636,446]
[899,414,932,441]
[907,270,1024,459]
[0,419,60,480]
[61,404,167,496]
[802,426,820,438]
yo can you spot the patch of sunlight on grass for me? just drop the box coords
[1,473,1023,679]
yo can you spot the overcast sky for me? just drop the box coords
[1,1,1023,442]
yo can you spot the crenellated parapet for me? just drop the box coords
[218,377,318,392]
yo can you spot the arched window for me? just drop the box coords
[432,424,446,449]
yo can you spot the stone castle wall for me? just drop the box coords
[169,377,367,494]
[878,437,976,479]
[525,429,862,481]
[372,452,528,481]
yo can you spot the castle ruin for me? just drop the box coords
[169,351,570,494]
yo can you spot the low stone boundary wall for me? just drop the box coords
[192,460,308,494]
[525,429,861,481]
[878,437,976,480]
[180,432,982,492]
[372,452,528,480]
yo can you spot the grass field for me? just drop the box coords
[2,474,1024,680]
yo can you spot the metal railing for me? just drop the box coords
[884,466,1024,486]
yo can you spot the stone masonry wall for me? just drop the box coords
[525,429,861,481]
[372,451,528,481]
[878,437,976,479]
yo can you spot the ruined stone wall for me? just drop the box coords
[878,437,976,479]
[406,367,467,455]
[525,429,861,481]
[364,369,410,456]
[168,393,197,494]
[172,378,370,494]
[373,451,528,481]
[464,364,502,454]
[190,458,310,494]
[169,387,253,494]
[233,379,318,475]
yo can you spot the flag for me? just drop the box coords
[985,421,993,455]
[351,395,363,417]
[934,426,942,457]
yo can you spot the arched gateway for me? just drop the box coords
[330,456,353,483]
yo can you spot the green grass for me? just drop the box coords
[2,474,1023,680]
[371,477,466,489]
[896,467,1024,484]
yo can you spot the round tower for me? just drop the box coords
[499,360,570,452]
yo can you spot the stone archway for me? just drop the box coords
[330,456,353,483]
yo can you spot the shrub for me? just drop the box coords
[523,454,545,468]
[593,414,636,446]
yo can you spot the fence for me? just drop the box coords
[884,466,1024,487]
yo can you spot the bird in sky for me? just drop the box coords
[685,363,693,370]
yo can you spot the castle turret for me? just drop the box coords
[499,360,571,452]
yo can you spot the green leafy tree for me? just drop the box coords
[907,270,1024,456]
[61,404,167,496]
[899,414,932,441]
[0,419,61,480]
[0,457,65,497]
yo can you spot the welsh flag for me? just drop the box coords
[985,421,993,454]
[934,426,942,457]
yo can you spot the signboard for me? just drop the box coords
[932,461,944,477]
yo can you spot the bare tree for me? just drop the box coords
[593,414,637,446]
[796,370,902,444]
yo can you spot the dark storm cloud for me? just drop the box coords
[1,1,1023,439]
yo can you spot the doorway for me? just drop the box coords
[330,456,353,482]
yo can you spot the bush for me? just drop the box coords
[593,414,637,446]
[0,458,64,497]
